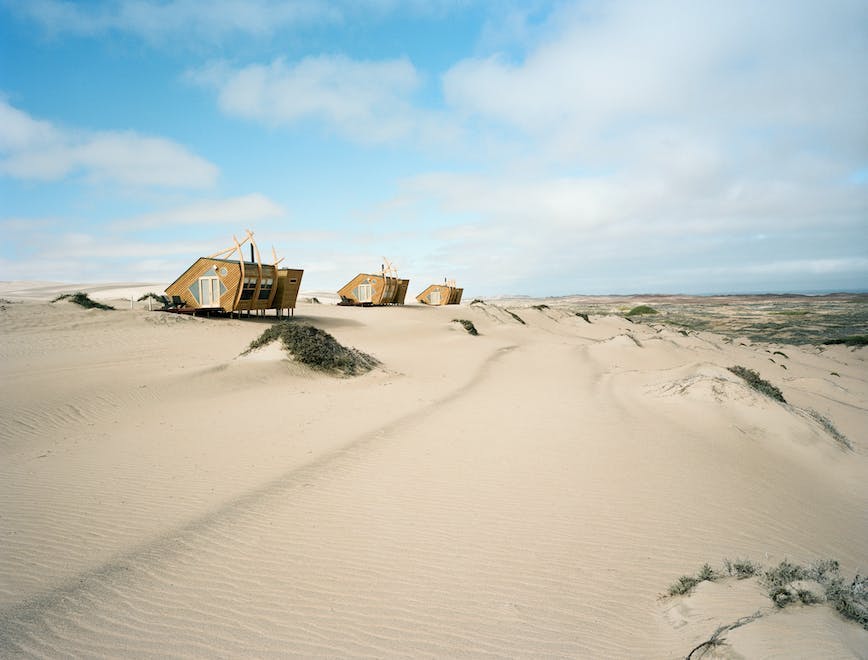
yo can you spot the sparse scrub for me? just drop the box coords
[723,558,761,579]
[823,335,868,346]
[670,557,868,632]
[727,365,786,403]
[471,299,485,305]
[824,573,868,629]
[531,304,549,311]
[51,292,115,311]
[773,350,789,358]
[668,575,701,596]
[667,563,719,596]
[626,305,658,316]
[452,319,478,336]
[138,292,169,305]
[831,372,840,377]
[242,322,379,376]
[804,409,851,450]
[575,312,590,323]
[505,310,526,325]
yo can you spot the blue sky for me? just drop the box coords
[1,0,866,296]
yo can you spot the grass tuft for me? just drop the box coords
[626,305,658,316]
[505,310,526,325]
[138,292,169,305]
[805,409,851,450]
[723,558,761,579]
[452,319,479,336]
[575,312,590,323]
[727,365,786,403]
[51,292,115,310]
[243,322,379,376]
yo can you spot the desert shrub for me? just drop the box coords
[470,299,485,305]
[769,585,799,608]
[824,573,868,629]
[823,335,868,346]
[452,319,478,336]
[831,372,840,377]
[668,564,719,596]
[797,589,822,605]
[138,292,169,305]
[671,557,867,630]
[506,310,526,325]
[764,560,808,588]
[668,575,700,596]
[727,366,786,403]
[697,563,719,582]
[805,409,851,450]
[723,558,761,579]
[51,292,114,311]
[243,322,379,376]
[532,304,549,311]
[626,305,658,316]
[575,312,590,323]
[773,350,789,358]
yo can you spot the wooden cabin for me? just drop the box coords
[416,282,464,306]
[338,258,408,306]
[164,231,303,317]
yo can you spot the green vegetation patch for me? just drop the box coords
[575,312,590,323]
[505,309,526,325]
[667,563,720,596]
[823,335,868,346]
[669,557,868,631]
[452,319,479,336]
[727,365,786,403]
[626,305,658,316]
[243,322,379,376]
[804,409,851,450]
[138,292,169,305]
[51,292,115,311]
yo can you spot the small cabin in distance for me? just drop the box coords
[416,280,463,306]
[164,230,303,317]
[338,258,408,306]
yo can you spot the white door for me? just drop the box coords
[358,283,373,303]
[199,277,220,307]
[429,289,441,305]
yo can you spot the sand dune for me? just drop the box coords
[0,284,865,657]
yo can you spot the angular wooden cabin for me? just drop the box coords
[416,281,464,306]
[338,258,408,306]
[165,231,303,317]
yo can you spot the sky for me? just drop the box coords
[1,0,866,297]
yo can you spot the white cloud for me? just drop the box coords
[0,99,218,187]
[191,55,424,144]
[111,194,284,231]
[442,1,868,166]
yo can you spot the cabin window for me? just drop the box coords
[198,276,221,307]
[258,278,273,300]
[354,283,373,303]
[240,277,257,301]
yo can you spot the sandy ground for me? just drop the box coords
[0,283,866,658]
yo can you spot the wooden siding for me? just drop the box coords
[395,279,410,305]
[273,268,303,310]
[416,284,463,306]
[167,258,303,313]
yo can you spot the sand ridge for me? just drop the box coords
[0,284,866,657]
